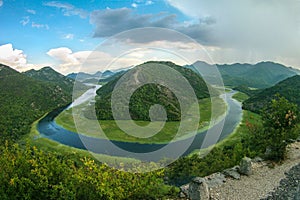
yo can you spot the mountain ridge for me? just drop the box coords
[23,66,88,94]
[187,61,298,88]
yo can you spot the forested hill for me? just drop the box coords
[187,61,298,89]
[23,66,87,94]
[91,61,212,121]
[243,75,300,113]
[0,64,71,142]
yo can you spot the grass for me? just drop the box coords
[225,88,232,92]
[20,117,142,166]
[232,92,249,102]
[55,97,227,144]
[190,110,261,156]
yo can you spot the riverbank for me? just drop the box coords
[55,96,227,144]
[21,117,142,166]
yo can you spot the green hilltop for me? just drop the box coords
[23,66,88,95]
[87,61,213,121]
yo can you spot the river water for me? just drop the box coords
[37,88,242,161]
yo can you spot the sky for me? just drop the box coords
[0,0,300,74]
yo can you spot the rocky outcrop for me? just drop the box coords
[223,166,240,180]
[239,157,253,175]
[204,172,226,188]
[179,184,189,198]
[188,177,210,200]
[179,157,256,199]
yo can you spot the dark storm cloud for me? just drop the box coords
[90,8,216,44]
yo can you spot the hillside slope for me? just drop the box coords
[89,61,212,121]
[0,64,71,142]
[243,75,300,113]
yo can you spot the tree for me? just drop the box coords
[262,94,299,161]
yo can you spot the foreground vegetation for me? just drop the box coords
[0,142,178,199]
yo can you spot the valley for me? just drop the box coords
[1,60,299,199]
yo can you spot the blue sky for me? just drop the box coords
[0,0,186,63]
[0,0,299,74]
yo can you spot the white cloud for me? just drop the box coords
[44,1,88,18]
[63,33,74,40]
[20,16,30,26]
[46,47,144,74]
[145,1,153,5]
[131,3,138,8]
[31,22,49,30]
[0,44,47,71]
[27,9,36,14]
[0,44,27,67]
[0,0,3,7]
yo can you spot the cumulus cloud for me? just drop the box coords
[44,1,88,18]
[47,47,189,74]
[90,8,215,44]
[0,44,47,71]
[46,47,110,73]
[0,44,27,67]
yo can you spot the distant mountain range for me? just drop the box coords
[187,61,299,89]
[66,70,115,82]
[0,64,71,141]
[243,75,300,113]
[88,61,212,121]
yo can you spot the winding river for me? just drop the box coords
[37,89,242,161]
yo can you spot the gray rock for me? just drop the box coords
[179,192,186,198]
[189,177,210,200]
[261,163,300,200]
[223,166,241,180]
[179,183,189,198]
[204,172,226,188]
[252,157,263,163]
[239,157,252,176]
